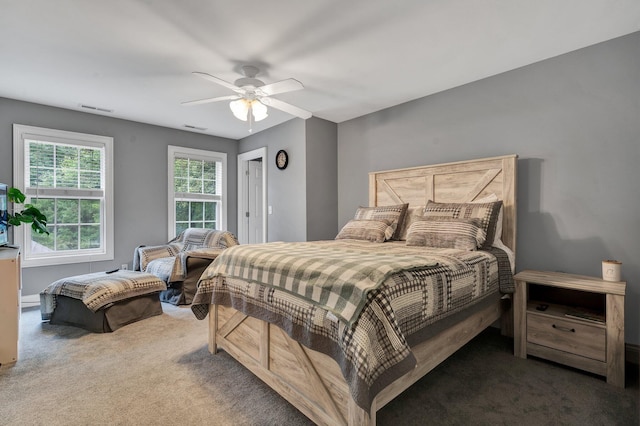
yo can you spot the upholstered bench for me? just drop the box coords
[40,270,167,333]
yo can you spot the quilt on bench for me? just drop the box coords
[40,270,166,320]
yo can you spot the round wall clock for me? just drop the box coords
[276,149,289,170]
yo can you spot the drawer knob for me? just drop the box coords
[552,324,575,333]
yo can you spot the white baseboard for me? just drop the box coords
[21,294,40,309]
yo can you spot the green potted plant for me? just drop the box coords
[3,187,49,235]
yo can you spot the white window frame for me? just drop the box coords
[167,145,227,240]
[13,124,114,267]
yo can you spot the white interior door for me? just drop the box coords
[237,147,267,244]
[248,160,263,244]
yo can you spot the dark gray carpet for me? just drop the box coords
[1,304,637,425]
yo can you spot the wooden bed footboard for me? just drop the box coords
[208,299,503,426]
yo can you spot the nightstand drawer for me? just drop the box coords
[527,312,606,362]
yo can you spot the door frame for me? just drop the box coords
[237,147,268,244]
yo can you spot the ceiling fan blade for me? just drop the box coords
[257,78,304,96]
[261,97,312,119]
[181,94,240,106]
[192,72,244,94]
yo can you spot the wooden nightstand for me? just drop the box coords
[513,270,626,387]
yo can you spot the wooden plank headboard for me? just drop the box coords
[369,154,518,254]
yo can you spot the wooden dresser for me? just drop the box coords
[0,247,21,367]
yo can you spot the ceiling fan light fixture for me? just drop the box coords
[229,98,268,122]
[252,100,268,121]
[230,99,249,121]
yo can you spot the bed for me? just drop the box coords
[191,154,517,425]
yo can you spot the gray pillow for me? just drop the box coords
[353,203,409,240]
[423,200,502,249]
[335,219,393,243]
[405,218,486,250]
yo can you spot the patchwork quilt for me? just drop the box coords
[196,241,438,325]
[191,240,513,410]
[133,229,239,283]
[40,270,166,320]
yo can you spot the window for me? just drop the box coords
[13,124,114,267]
[168,146,227,239]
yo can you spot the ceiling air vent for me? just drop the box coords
[183,124,207,131]
[79,104,113,113]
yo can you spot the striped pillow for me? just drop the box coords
[472,193,503,246]
[335,219,393,243]
[353,203,409,240]
[398,205,426,240]
[406,218,486,250]
[423,200,502,249]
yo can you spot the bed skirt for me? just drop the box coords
[49,294,163,332]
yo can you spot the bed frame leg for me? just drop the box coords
[348,398,375,426]
[208,304,218,354]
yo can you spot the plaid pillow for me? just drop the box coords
[405,218,486,250]
[353,203,409,240]
[423,200,502,249]
[472,193,503,245]
[335,219,393,243]
[398,205,425,240]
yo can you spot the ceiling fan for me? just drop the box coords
[182,65,312,129]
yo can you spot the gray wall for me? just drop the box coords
[306,118,338,241]
[239,119,307,242]
[337,32,640,345]
[0,98,238,295]
[238,117,338,242]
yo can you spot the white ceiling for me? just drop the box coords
[1,1,639,140]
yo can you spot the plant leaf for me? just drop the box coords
[31,220,49,234]
[13,212,33,223]
[6,187,50,235]
[8,187,26,204]
[8,216,22,226]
